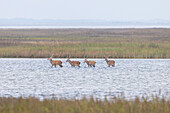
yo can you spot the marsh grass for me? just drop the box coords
[0,28,170,58]
[0,96,170,113]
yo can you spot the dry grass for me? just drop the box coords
[0,28,170,58]
[0,96,169,113]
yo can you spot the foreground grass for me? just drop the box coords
[0,28,170,58]
[0,96,170,113]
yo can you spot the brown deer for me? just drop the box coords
[66,58,80,67]
[84,58,96,67]
[105,56,115,67]
[48,55,63,67]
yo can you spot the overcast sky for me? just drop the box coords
[0,0,170,20]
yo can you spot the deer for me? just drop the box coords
[105,56,115,67]
[47,54,63,67]
[66,58,81,67]
[84,58,96,67]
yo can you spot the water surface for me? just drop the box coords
[0,59,169,99]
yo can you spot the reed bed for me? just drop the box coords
[0,96,170,113]
[0,28,169,58]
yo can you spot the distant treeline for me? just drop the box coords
[0,28,169,58]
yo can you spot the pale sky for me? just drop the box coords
[0,0,170,20]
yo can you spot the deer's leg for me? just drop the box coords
[55,65,56,68]
[59,65,63,67]
[112,63,115,67]
[93,65,95,67]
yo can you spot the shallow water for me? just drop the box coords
[0,58,169,99]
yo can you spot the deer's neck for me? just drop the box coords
[105,58,108,63]
[50,59,53,64]
[68,60,72,64]
[85,60,89,64]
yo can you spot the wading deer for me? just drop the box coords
[66,58,80,67]
[105,56,115,67]
[84,58,96,67]
[48,55,63,67]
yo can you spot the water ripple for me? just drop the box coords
[0,58,170,99]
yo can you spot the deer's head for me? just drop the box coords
[47,54,54,61]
